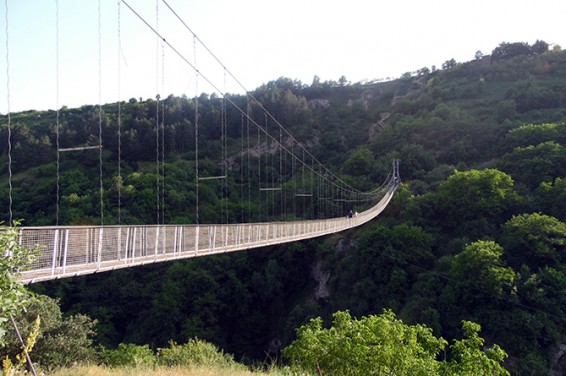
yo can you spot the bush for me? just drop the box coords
[100,343,156,368]
[283,310,509,376]
[1,294,97,371]
[157,338,245,371]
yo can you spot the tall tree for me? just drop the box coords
[500,213,566,269]
[423,169,521,236]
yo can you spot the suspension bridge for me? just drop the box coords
[2,1,400,284]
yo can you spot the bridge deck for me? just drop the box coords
[16,184,397,284]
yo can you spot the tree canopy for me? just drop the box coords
[283,310,509,376]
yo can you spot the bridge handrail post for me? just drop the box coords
[155,226,160,257]
[195,226,200,255]
[62,229,69,275]
[51,229,59,277]
[97,228,103,270]
[132,227,137,263]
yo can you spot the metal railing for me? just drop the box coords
[15,181,397,284]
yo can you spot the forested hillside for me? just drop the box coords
[2,41,566,375]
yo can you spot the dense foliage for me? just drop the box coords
[2,40,566,374]
[283,310,509,375]
[1,295,97,370]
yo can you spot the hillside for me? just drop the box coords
[1,41,566,375]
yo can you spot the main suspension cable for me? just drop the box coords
[123,0,388,215]
[132,1,364,200]
[160,0,359,195]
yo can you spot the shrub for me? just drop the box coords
[283,310,509,376]
[157,338,244,370]
[100,343,156,368]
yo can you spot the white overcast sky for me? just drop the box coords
[1,0,565,113]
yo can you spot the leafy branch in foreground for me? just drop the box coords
[0,221,39,345]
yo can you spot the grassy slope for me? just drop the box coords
[49,364,296,376]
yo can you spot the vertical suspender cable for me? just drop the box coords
[155,97,160,224]
[257,118,261,222]
[315,164,319,219]
[311,156,314,219]
[4,0,12,225]
[270,116,275,216]
[323,175,327,218]
[302,149,305,196]
[222,68,227,224]
[292,142,296,217]
[240,112,244,223]
[312,163,316,219]
[265,113,269,219]
[160,42,165,224]
[155,0,160,225]
[194,35,199,225]
[280,127,284,219]
[55,0,60,226]
[98,0,104,226]
[129,0,377,225]
[116,0,123,260]
[246,96,251,221]
[271,117,275,217]
[117,0,122,224]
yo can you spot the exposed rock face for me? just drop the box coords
[310,237,359,302]
[368,112,391,140]
[551,342,566,376]
[312,259,330,300]
[309,98,330,108]
[334,237,358,256]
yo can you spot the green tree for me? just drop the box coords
[498,141,566,190]
[500,213,566,269]
[342,146,375,176]
[283,310,446,375]
[534,177,566,221]
[531,40,550,55]
[442,58,457,70]
[424,169,520,236]
[513,266,566,346]
[505,122,560,149]
[442,321,509,376]
[450,240,515,299]
[491,42,532,60]
[397,143,437,180]
[331,223,434,315]
[495,99,517,123]
[438,242,516,340]
[283,310,509,376]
